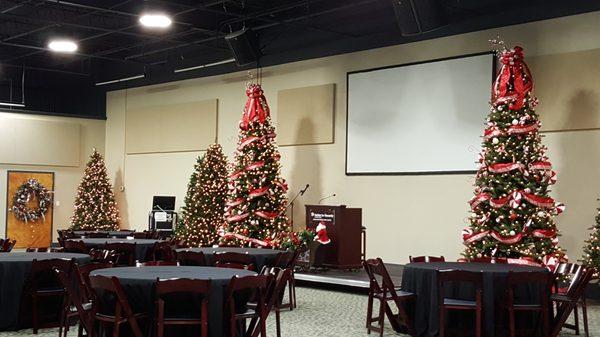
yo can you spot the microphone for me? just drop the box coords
[318,193,336,204]
[300,184,310,196]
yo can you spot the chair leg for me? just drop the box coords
[476,307,482,337]
[58,307,65,337]
[291,275,297,309]
[366,291,374,329]
[582,297,589,337]
[377,299,385,337]
[288,279,294,311]
[542,307,550,337]
[275,308,282,337]
[32,295,38,334]
[439,307,445,337]
[574,305,580,335]
[508,307,516,337]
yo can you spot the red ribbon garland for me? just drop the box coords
[240,84,270,130]
[493,46,534,110]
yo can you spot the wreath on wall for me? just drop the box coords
[10,178,53,223]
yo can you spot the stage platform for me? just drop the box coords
[295,263,404,290]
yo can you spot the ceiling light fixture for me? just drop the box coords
[174,58,236,73]
[48,39,78,53]
[95,74,145,86]
[139,13,172,28]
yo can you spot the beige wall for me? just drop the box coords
[105,12,600,264]
[0,112,106,241]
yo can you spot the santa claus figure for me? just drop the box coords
[315,222,331,244]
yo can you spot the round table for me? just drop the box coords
[69,238,163,261]
[177,247,283,271]
[73,230,135,238]
[91,266,256,337]
[401,262,549,337]
[0,252,90,330]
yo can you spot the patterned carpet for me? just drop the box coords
[0,287,596,337]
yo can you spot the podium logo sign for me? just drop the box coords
[309,211,335,228]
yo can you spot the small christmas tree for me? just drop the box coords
[176,144,228,247]
[70,149,120,231]
[220,84,291,248]
[581,202,600,275]
[462,46,566,267]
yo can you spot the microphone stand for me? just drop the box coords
[287,185,309,231]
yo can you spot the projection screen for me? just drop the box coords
[346,52,495,175]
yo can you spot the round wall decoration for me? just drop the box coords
[10,178,53,223]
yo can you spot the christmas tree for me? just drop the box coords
[581,202,600,275]
[220,84,291,248]
[462,46,566,267]
[176,144,229,247]
[70,149,120,231]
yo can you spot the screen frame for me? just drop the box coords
[345,51,497,176]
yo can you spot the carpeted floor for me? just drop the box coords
[0,287,596,337]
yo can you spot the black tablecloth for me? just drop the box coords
[71,238,163,261]
[177,247,283,271]
[401,262,549,337]
[73,230,135,238]
[0,252,91,330]
[91,266,255,337]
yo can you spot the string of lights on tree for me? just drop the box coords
[70,149,120,231]
[219,83,291,248]
[581,202,600,276]
[176,144,229,247]
[462,45,566,268]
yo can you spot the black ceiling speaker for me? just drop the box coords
[392,0,448,36]
[225,28,261,67]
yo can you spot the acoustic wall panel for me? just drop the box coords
[0,117,80,167]
[277,84,335,146]
[125,99,218,154]
[529,48,600,131]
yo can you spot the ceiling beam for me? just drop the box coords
[0,62,89,76]
[0,40,147,65]
[124,0,377,61]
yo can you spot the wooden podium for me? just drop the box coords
[305,205,362,269]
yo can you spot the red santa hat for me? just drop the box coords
[315,222,331,244]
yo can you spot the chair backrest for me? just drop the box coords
[273,251,295,268]
[437,269,483,303]
[89,248,118,263]
[176,250,207,266]
[363,258,399,295]
[104,242,136,266]
[136,261,179,267]
[2,239,16,252]
[88,275,144,337]
[55,267,90,333]
[149,241,176,262]
[133,232,149,239]
[87,232,109,238]
[214,252,255,271]
[156,278,211,296]
[26,247,36,252]
[224,274,269,319]
[553,262,583,294]
[64,240,88,254]
[30,258,74,291]
[75,262,114,301]
[469,256,508,264]
[506,271,553,305]
[409,255,445,263]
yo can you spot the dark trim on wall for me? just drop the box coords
[0,108,106,120]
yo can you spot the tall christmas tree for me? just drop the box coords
[220,84,291,248]
[176,144,229,247]
[581,202,600,275]
[462,46,566,267]
[70,149,120,231]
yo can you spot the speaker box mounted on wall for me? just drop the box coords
[225,28,261,66]
[392,0,448,36]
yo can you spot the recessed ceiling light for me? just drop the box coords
[139,13,172,28]
[47,39,78,53]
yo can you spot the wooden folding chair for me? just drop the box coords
[550,266,594,337]
[363,258,416,337]
[215,252,255,271]
[155,278,211,337]
[409,255,445,263]
[224,274,269,337]
[88,275,148,337]
[176,250,207,266]
[438,270,483,337]
[506,271,552,337]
